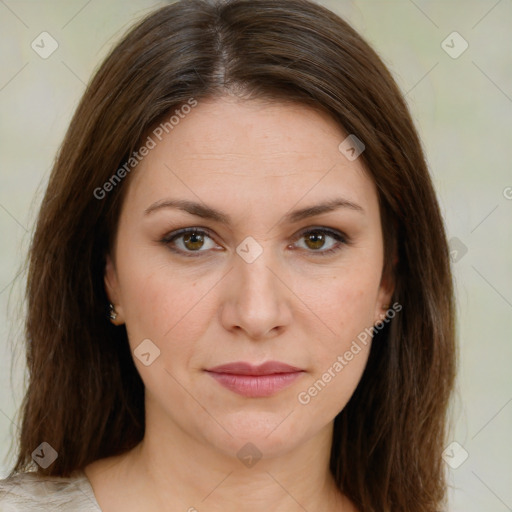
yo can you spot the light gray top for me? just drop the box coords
[0,469,102,511]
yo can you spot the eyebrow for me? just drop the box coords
[144,197,365,224]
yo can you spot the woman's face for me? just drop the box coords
[105,96,393,459]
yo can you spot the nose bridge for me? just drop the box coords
[236,241,280,306]
[220,238,292,338]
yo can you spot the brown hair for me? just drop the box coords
[9,1,456,510]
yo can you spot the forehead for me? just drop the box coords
[122,97,378,221]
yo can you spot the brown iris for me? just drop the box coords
[304,231,326,250]
[183,232,205,251]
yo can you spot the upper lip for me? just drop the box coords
[205,361,304,376]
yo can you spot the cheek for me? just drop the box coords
[292,261,380,413]
[294,258,382,343]
[297,344,370,427]
[117,254,218,362]
[295,283,374,421]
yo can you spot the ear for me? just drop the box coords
[373,267,395,325]
[104,254,125,325]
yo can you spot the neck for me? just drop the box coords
[121,416,346,511]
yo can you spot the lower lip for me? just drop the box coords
[206,371,303,398]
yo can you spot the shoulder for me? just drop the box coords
[0,470,101,511]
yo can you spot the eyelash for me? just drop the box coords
[160,226,349,258]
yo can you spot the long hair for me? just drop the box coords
[9,1,456,510]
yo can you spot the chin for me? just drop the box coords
[203,409,312,460]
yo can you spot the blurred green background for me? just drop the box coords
[1,1,511,510]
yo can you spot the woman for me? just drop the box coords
[0,0,456,510]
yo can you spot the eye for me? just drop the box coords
[161,228,220,257]
[161,226,348,258]
[291,227,348,256]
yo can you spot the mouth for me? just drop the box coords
[204,361,305,398]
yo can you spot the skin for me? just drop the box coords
[84,96,394,512]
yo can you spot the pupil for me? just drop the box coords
[307,232,325,249]
[184,232,203,250]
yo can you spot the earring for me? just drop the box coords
[109,303,118,321]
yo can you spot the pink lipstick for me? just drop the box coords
[205,361,304,398]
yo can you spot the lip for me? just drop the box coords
[205,361,305,398]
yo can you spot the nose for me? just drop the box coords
[219,245,293,340]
